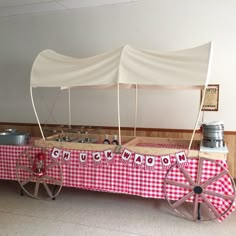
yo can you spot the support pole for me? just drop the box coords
[30,87,45,140]
[68,88,71,128]
[134,84,138,137]
[117,83,121,145]
[188,42,213,154]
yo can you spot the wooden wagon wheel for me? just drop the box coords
[16,148,63,199]
[164,157,236,221]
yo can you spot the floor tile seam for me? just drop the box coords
[0,210,148,236]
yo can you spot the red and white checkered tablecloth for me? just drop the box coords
[0,143,235,222]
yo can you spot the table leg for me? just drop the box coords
[198,202,201,220]
[52,185,58,200]
[20,188,24,196]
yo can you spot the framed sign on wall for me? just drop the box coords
[201,84,219,111]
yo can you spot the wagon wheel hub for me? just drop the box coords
[193,186,203,194]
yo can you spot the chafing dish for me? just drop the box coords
[0,129,30,145]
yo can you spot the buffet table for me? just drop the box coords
[0,139,235,222]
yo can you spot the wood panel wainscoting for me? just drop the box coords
[0,122,235,178]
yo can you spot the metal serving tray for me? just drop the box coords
[0,131,30,145]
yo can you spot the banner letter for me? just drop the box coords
[146,156,155,167]
[104,150,113,161]
[80,153,87,163]
[121,149,132,162]
[93,152,102,162]
[134,154,144,165]
[175,151,188,166]
[51,147,61,159]
[62,151,71,161]
[161,155,171,168]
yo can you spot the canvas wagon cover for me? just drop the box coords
[30,43,212,89]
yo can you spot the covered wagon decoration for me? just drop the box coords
[14,42,236,221]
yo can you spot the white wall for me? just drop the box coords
[1,0,236,130]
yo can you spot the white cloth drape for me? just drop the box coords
[31,43,212,89]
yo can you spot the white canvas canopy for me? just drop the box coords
[30,42,213,150]
[31,43,212,89]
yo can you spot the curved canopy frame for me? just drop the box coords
[30,42,213,151]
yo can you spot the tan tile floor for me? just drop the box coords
[0,180,236,236]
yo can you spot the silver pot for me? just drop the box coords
[202,121,224,148]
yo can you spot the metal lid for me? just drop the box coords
[203,121,223,126]
[202,121,224,130]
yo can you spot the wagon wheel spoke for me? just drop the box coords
[196,158,203,185]
[24,151,34,166]
[203,190,235,201]
[172,191,195,208]
[21,175,34,186]
[202,170,228,188]
[179,167,195,186]
[165,179,193,190]
[200,193,221,219]
[34,178,41,198]
[42,178,53,198]
[17,164,33,173]
[45,162,57,172]
[193,194,200,221]
[43,175,62,186]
